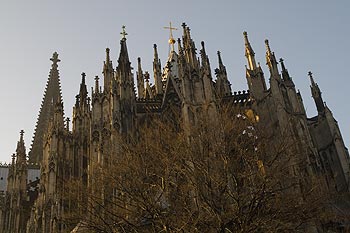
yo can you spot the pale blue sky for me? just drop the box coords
[0,1,349,162]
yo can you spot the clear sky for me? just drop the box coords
[0,1,349,162]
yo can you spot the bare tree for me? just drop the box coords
[62,109,331,233]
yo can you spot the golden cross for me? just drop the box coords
[120,25,128,39]
[164,22,178,51]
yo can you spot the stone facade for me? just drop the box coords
[1,23,349,232]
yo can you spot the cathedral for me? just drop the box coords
[0,23,349,232]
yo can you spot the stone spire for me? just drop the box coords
[243,31,257,70]
[115,26,136,135]
[200,41,210,69]
[200,41,215,103]
[137,57,145,98]
[182,23,198,69]
[215,51,232,97]
[308,71,325,113]
[116,28,132,86]
[243,32,266,100]
[16,130,27,165]
[77,72,89,109]
[29,52,63,163]
[280,58,291,81]
[15,130,27,193]
[73,73,91,135]
[265,39,279,75]
[153,44,163,95]
[217,50,226,73]
[103,48,114,92]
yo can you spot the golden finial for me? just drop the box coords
[164,22,178,52]
[120,25,128,39]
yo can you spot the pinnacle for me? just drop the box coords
[20,129,24,139]
[243,31,249,44]
[50,52,61,65]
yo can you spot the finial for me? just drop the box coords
[11,153,16,162]
[308,71,316,85]
[181,22,187,29]
[94,76,99,93]
[20,130,24,140]
[153,44,159,59]
[217,51,224,69]
[279,58,286,71]
[50,52,61,64]
[164,22,178,52]
[243,31,249,44]
[144,71,150,83]
[120,25,128,39]
[81,72,86,84]
[217,51,223,66]
[106,48,110,62]
[137,57,143,74]
[308,71,313,78]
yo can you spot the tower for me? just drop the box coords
[29,52,63,164]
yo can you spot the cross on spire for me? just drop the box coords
[308,71,313,78]
[164,22,178,52]
[120,25,128,39]
[50,52,61,64]
[19,129,25,143]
